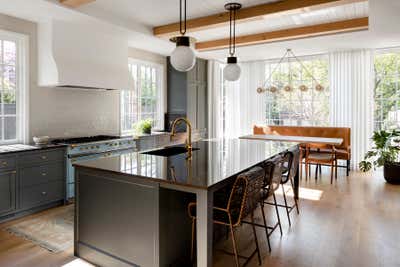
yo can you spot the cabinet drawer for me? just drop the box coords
[0,170,16,216]
[20,162,64,187]
[20,181,64,210]
[18,149,65,167]
[0,156,16,171]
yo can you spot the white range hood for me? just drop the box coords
[38,19,129,90]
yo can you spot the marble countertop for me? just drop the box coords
[74,138,297,190]
[0,143,67,155]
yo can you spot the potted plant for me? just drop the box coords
[134,119,153,135]
[359,129,400,184]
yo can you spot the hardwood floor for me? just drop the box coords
[1,168,399,267]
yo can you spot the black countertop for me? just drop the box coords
[74,138,297,190]
[0,143,67,155]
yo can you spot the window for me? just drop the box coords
[264,55,329,126]
[374,49,400,131]
[0,31,28,144]
[121,59,163,134]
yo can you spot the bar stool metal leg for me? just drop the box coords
[281,184,291,226]
[228,215,240,267]
[190,218,195,261]
[260,202,272,252]
[250,211,262,265]
[289,177,300,214]
[272,192,283,236]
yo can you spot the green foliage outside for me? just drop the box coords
[139,66,157,122]
[374,52,400,130]
[265,58,329,126]
[359,130,400,171]
[134,119,153,134]
[1,91,15,104]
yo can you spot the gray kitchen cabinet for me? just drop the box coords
[167,57,208,136]
[167,58,187,115]
[0,170,16,216]
[0,156,16,172]
[187,59,207,133]
[20,180,64,210]
[187,83,197,127]
[0,147,66,222]
[196,84,207,131]
[196,58,207,83]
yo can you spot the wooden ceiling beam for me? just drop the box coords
[59,0,96,8]
[195,17,369,51]
[153,0,367,38]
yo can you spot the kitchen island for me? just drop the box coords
[73,139,298,267]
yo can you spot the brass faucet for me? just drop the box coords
[170,117,192,155]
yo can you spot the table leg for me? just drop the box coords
[196,190,213,267]
[294,162,300,200]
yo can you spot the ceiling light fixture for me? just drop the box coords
[223,2,242,82]
[170,0,196,72]
[257,49,325,94]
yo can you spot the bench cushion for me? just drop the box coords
[254,125,351,160]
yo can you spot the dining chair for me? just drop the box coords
[188,166,266,267]
[304,143,337,184]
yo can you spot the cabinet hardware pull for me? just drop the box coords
[41,156,47,160]
[2,161,7,166]
[42,172,47,176]
[41,191,47,195]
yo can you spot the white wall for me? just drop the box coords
[0,13,120,140]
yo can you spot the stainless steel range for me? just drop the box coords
[52,135,136,199]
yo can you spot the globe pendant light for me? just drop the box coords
[223,3,241,82]
[170,0,196,72]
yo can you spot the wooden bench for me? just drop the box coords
[254,125,351,176]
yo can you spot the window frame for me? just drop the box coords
[0,30,29,145]
[120,58,164,136]
[263,54,330,127]
[373,47,400,131]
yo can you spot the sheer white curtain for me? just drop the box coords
[207,60,223,139]
[329,50,374,169]
[224,61,266,138]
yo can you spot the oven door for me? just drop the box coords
[66,149,133,200]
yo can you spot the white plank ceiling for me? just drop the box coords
[77,0,368,42]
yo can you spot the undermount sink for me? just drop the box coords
[142,146,199,157]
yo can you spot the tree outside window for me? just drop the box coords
[265,56,329,126]
[121,60,163,135]
[374,51,400,131]
[1,40,18,142]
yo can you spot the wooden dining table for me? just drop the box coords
[240,134,344,183]
[239,134,344,146]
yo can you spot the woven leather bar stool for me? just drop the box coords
[188,167,266,267]
[259,154,285,252]
[269,148,300,227]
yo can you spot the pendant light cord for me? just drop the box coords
[180,0,187,35]
[229,7,237,57]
